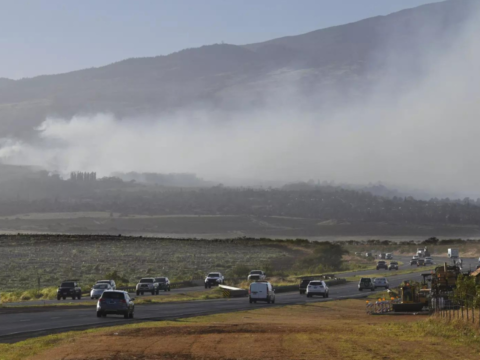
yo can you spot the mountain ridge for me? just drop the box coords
[0,0,478,138]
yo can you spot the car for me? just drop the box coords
[412,255,419,260]
[248,270,266,281]
[388,261,399,270]
[136,277,158,295]
[425,257,434,265]
[358,278,375,291]
[376,261,388,270]
[299,278,313,294]
[410,259,417,266]
[365,252,373,257]
[386,253,393,260]
[416,258,425,266]
[155,277,171,292]
[373,277,389,289]
[306,280,329,298]
[378,253,386,259]
[249,281,275,304]
[96,290,134,319]
[96,279,116,290]
[204,272,225,288]
[90,283,112,299]
[57,280,82,300]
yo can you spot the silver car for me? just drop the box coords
[96,279,117,290]
[90,283,112,299]
[97,290,134,319]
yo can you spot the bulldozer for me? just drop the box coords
[392,280,429,312]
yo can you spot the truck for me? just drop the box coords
[448,248,459,259]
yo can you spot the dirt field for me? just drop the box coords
[3,299,480,360]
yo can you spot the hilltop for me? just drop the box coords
[0,0,478,138]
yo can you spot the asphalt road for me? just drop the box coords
[0,255,477,343]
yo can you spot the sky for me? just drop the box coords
[0,0,442,79]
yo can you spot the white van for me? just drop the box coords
[249,281,275,304]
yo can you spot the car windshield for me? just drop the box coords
[102,292,125,299]
[60,282,75,288]
[391,262,398,265]
[155,278,166,282]
[140,279,153,283]
[250,271,262,274]
[208,273,219,277]
[301,280,311,285]
[360,278,371,283]
[93,284,109,289]
[378,261,385,264]
[376,278,386,282]
[97,280,110,284]
[310,281,322,286]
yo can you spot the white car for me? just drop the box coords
[248,270,266,281]
[90,283,112,299]
[204,272,225,288]
[412,255,419,260]
[96,279,116,290]
[373,277,389,289]
[306,280,329,298]
[249,281,275,304]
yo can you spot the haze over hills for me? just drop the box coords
[0,0,476,138]
[1,0,480,198]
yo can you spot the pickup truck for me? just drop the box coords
[205,272,224,288]
[57,280,82,300]
[248,270,266,281]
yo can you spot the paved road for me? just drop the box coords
[1,255,477,343]
[4,286,207,307]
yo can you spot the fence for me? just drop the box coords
[431,292,480,326]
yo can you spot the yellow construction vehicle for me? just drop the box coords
[392,280,428,312]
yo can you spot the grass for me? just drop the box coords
[3,299,480,360]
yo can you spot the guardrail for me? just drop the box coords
[366,298,401,314]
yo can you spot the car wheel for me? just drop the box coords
[168,287,171,291]
[272,297,275,304]
[323,294,326,298]
[326,292,329,298]
[102,313,107,317]
[78,294,81,300]
[371,288,374,292]
[130,311,134,319]
[307,294,311,298]
[124,312,129,319]
[136,291,139,296]
[267,298,271,304]
[57,296,61,300]
[91,297,94,300]
[96,311,102,318]
[164,288,167,292]
[249,297,253,304]
[63,296,66,300]
[151,291,155,295]
[141,292,144,295]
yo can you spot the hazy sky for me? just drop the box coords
[1,0,442,79]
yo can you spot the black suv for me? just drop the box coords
[376,261,388,270]
[299,278,312,294]
[155,277,171,292]
[57,280,82,300]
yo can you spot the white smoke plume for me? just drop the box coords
[1,3,480,196]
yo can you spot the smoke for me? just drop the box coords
[2,2,480,196]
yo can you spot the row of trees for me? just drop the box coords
[1,182,480,225]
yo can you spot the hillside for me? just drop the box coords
[0,0,478,138]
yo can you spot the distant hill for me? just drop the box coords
[0,0,478,138]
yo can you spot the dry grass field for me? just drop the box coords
[2,299,480,360]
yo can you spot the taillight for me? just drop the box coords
[120,300,126,303]
[248,289,251,294]
[99,298,105,302]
